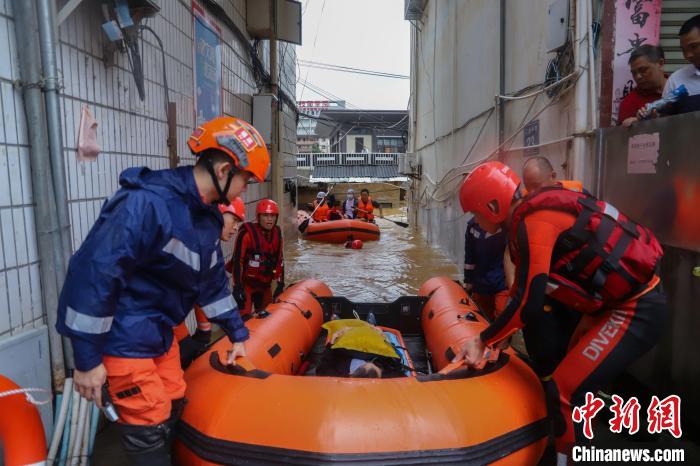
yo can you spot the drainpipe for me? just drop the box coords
[497,0,506,158]
[12,0,66,389]
[36,0,73,287]
[36,0,75,368]
[571,0,591,181]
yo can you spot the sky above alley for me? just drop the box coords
[295,0,411,110]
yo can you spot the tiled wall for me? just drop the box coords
[0,0,296,338]
[0,0,44,337]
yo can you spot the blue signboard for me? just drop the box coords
[193,2,222,124]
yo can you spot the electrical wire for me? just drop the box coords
[299,60,410,79]
[139,25,170,119]
[298,0,327,102]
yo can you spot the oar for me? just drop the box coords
[355,207,409,228]
[298,184,335,233]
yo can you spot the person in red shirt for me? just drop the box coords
[618,45,667,127]
[229,199,284,317]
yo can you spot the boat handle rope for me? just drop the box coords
[0,387,53,405]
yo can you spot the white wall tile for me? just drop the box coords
[0,272,9,334]
[5,267,19,327]
[1,209,17,268]
[11,207,27,265]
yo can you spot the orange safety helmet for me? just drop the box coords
[459,161,521,224]
[219,197,246,221]
[187,116,270,183]
[256,199,279,215]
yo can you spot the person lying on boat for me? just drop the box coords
[315,319,405,378]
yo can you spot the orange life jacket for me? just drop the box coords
[313,204,329,222]
[559,180,584,192]
[509,187,663,313]
[235,222,283,287]
[357,197,375,220]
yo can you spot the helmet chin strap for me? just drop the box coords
[203,158,234,205]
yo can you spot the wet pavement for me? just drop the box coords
[287,213,459,302]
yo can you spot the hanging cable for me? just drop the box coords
[140,25,170,119]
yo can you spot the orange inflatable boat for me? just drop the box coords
[175,277,548,465]
[303,219,380,243]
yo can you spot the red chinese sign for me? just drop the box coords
[572,392,682,439]
[611,0,662,125]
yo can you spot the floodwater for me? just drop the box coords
[285,211,459,302]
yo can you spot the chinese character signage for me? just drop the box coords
[611,0,662,125]
[193,1,222,125]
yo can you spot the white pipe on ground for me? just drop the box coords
[70,396,89,465]
[66,388,80,462]
[47,378,73,462]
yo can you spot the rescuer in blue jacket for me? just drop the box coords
[56,117,270,465]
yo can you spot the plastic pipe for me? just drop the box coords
[10,0,67,390]
[48,378,73,462]
[71,397,89,465]
[59,388,73,465]
[88,403,100,457]
[80,405,91,465]
[66,392,80,464]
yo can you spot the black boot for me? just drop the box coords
[117,423,172,466]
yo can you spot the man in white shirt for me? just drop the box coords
[662,14,700,114]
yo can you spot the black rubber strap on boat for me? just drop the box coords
[177,415,549,465]
[303,227,380,238]
[209,352,271,379]
[268,343,281,358]
[444,347,456,362]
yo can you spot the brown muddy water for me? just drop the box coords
[286,214,460,301]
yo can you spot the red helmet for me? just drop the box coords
[219,197,246,221]
[256,199,279,215]
[187,117,270,183]
[459,161,521,224]
[351,239,363,249]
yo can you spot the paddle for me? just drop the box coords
[355,207,409,228]
[298,184,335,233]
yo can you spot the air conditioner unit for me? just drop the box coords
[404,0,427,21]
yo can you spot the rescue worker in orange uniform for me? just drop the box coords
[56,117,270,465]
[522,156,584,194]
[356,188,382,222]
[453,161,666,464]
[229,199,284,316]
[312,191,330,222]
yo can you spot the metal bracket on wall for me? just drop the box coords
[56,0,86,26]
